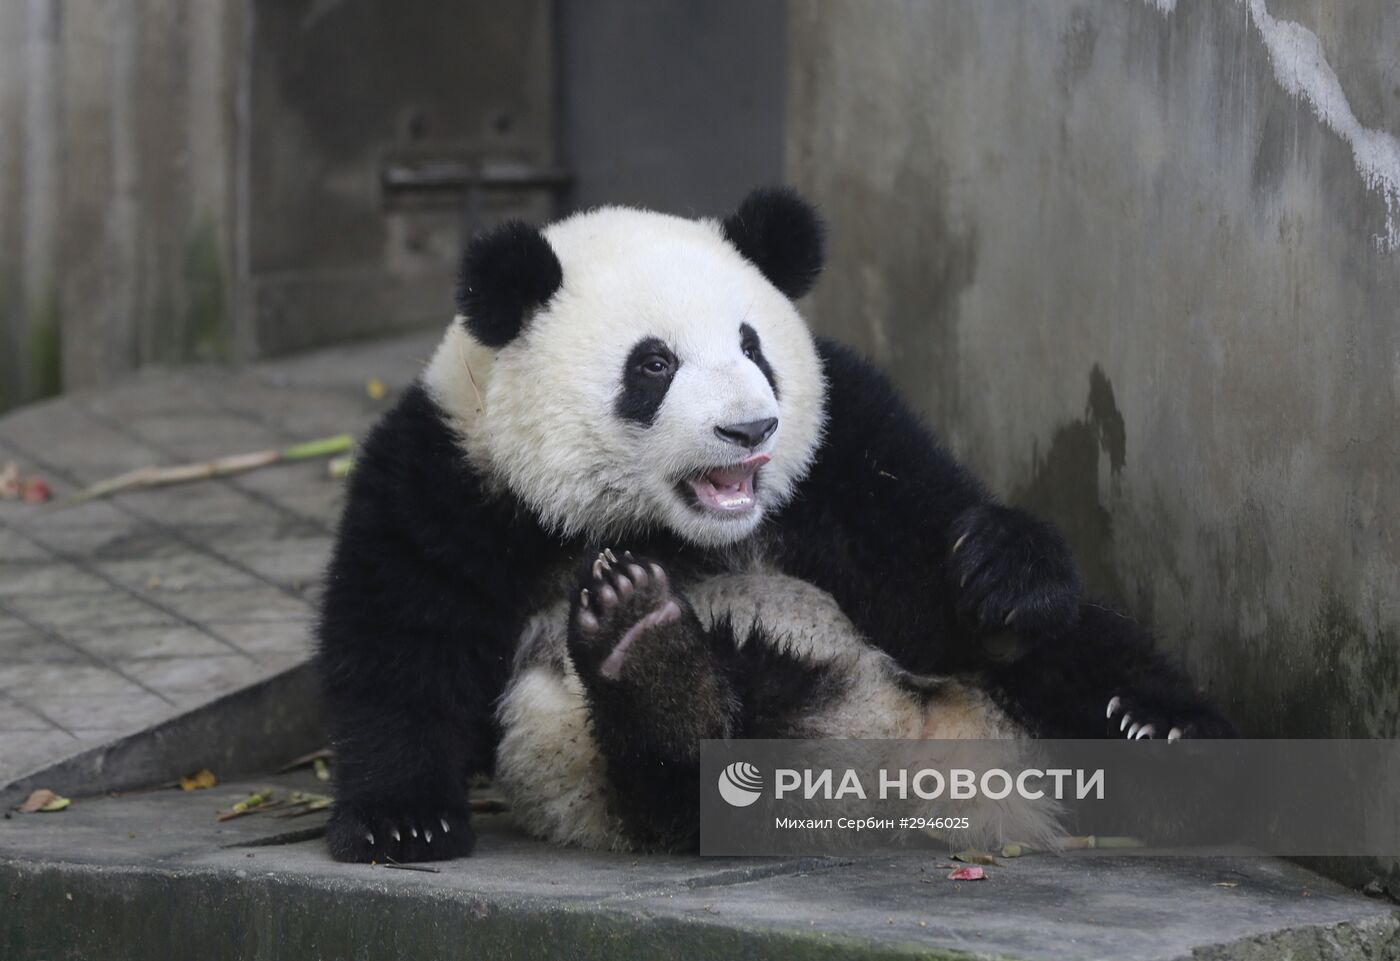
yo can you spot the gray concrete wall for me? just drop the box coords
[0,0,556,411]
[558,0,785,218]
[245,0,556,357]
[0,0,246,412]
[787,0,1400,743]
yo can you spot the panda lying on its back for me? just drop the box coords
[318,188,1233,862]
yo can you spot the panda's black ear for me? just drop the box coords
[455,221,563,347]
[720,187,826,300]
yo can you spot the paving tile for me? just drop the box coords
[2,422,165,475]
[65,624,236,660]
[0,529,52,563]
[219,381,389,437]
[119,656,266,697]
[1,498,131,531]
[119,412,283,462]
[0,609,36,633]
[0,663,150,699]
[0,728,83,782]
[114,484,290,527]
[153,588,313,625]
[0,696,55,732]
[7,591,176,631]
[0,561,113,596]
[226,459,336,496]
[0,630,85,664]
[215,537,331,590]
[0,334,429,788]
[82,374,226,420]
[24,521,150,557]
[10,693,176,732]
[96,555,259,593]
[264,487,346,526]
[206,621,314,656]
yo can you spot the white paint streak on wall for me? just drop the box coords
[1243,0,1400,251]
[1136,0,1400,250]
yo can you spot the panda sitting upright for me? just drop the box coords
[317,187,1233,862]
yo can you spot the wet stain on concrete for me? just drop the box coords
[1013,364,1129,602]
[1221,595,1400,739]
[1086,364,1126,476]
[1059,7,1099,95]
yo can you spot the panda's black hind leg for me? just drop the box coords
[567,549,739,848]
[986,601,1236,739]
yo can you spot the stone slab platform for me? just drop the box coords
[1,332,1397,960]
[0,332,440,793]
[2,771,1396,961]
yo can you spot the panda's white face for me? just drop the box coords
[424,207,826,548]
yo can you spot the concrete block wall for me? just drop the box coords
[0,0,555,413]
[786,0,1400,745]
[0,0,245,411]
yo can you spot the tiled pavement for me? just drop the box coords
[0,330,441,788]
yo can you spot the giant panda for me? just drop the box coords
[317,187,1234,863]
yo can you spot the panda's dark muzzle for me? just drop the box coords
[714,417,778,449]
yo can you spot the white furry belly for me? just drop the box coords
[493,572,1046,850]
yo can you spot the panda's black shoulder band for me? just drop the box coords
[721,187,826,300]
[456,221,563,347]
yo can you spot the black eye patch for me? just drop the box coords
[615,337,679,426]
[740,323,779,399]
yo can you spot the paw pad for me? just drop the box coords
[573,549,678,679]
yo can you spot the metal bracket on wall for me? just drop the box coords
[381,158,572,206]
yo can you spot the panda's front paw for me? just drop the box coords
[1105,694,1237,741]
[569,548,693,680]
[326,800,476,863]
[948,504,1081,643]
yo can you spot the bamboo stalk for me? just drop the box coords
[45,434,354,512]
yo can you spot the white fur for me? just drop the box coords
[425,203,1056,852]
[425,206,826,548]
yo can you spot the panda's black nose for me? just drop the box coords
[714,418,779,448]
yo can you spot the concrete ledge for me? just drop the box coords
[1,662,323,806]
[3,773,1396,961]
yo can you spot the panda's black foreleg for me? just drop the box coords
[985,601,1236,739]
[566,549,741,850]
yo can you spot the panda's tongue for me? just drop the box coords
[689,454,770,513]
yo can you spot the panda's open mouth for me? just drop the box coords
[679,453,770,515]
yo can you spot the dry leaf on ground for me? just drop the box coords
[0,462,20,498]
[179,769,217,791]
[17,789,70,813]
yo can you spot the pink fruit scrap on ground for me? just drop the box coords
[947,866,986,881]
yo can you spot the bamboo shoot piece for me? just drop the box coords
[46,434,354,512]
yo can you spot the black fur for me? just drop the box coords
[740,322,779,398]
[615,337,678,426]
[455,221,563,347]
[565,552,840,849]
[317,383,565,863]
[721,187,826,300]
[768,340,1232,739]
